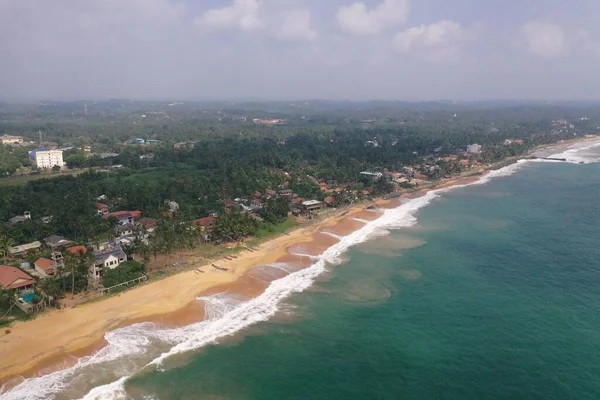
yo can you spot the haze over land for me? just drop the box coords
[1,0,599,101]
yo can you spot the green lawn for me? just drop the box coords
[251,218,299,243]
[0,170,85,187]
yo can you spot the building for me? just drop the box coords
[301,200,323,212]
[115,224,136,239]
[104,210,142,225]
[164,200,180,213]
[8,212,31,224]
[44,235,74,248]
[34,258,56,277]
[30,149,64,169]
[278,189,293,198]
[324,196,338,207]
[467,144,482,154]
[192,216,216,241]
[0,265,36,290]
[0,135,23,144]
[8,241,42,257]
[67,245,88,257]
[90,243,127,281]
[360,171,383,179]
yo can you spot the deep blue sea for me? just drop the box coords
[3,143,600,400]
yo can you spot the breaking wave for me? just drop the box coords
[545,139,600,164]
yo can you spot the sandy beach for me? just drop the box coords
[0,201,384,385]
[1,137,598,387]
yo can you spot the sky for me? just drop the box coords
[1,0,599,101]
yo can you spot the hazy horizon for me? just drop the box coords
[2,0,599,101]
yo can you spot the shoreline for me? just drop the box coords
[1,136,598,388]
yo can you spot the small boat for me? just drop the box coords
[212,264,228,271]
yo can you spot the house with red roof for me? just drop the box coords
[96,203,109,216]
[105,210,142,225]
[193,216,215,228]
[192,216,216,241]
[0,265,36,290]
[324,196,338,207]
[67,245,88,257]
[34,258,55,277]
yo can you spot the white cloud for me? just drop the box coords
[336,0,409,36]
[394,20,465,59]
[278,9,317,42]
[196,0,262,31]
[521,21,567,59]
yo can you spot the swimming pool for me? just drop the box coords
[21,292,36,303]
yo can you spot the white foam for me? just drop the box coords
[0,161,532,400]
[351,217,371,223]
[320,231,344,240]
[267,263,297,274]
[80,377,129,400]
[547,140,600,164]
[287,251,320,260]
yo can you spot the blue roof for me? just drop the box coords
[28,148,46,159]
[94,247,126,262]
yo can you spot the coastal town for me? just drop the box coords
[3,0,600,397]
[0,100,598,394]
[1,128,499,315]
[0,107,593,319]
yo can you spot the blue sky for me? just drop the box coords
[0,0,598,101]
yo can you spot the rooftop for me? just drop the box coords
[94,245,126,263]
[67,245,88,256]
[34,258,55,274]
[0,265,36,290]
[302,200,322,206]
[9,241,42,255]
[44,235,74,248]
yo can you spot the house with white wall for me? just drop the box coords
[89,243,127,282]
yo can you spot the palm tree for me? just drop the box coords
[63,252,78,297]
[0,235,14,262]
[0,283,17,319]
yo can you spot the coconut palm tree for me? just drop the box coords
[0,235,14,262]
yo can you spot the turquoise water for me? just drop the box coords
[122,161,600,400]
[3,159,600,400]
[20,293,36,304]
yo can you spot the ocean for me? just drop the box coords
[2,141,600,400]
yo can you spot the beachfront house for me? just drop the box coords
[89,243,127,282]
[301,200,323,212]
[192,216,216,242]
[0,265,36,291]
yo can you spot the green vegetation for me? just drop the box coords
[0,169,84,188]
[0,100,597,275]
[102,261,146,288]
[255,218,299,240]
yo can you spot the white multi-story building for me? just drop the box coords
[467,144,482,154]
[33,150,64,169]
